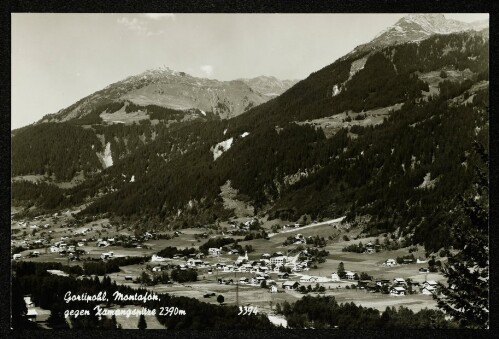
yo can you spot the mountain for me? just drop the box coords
[238,76,299,97]
[351,14,489,55]
[12,14,489,252]
[40,66,298,123]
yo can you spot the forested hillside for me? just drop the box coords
[11,30,488,252]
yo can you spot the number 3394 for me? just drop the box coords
[238,306,258,315]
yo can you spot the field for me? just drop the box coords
[12,206,446,327]
[296,103,403,138]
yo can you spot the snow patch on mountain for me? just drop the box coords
[241,132,250,138]
[349,56,368,79]
[97,142,113,168]
[212,137,234,160]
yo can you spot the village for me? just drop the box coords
[11,208,446,326]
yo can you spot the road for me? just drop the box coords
[268,216,346,238]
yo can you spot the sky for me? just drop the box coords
[11,13,489,129]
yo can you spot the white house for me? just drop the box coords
[270,285,278,293]
[393,278,406,286]
[300,275,318,283]
[152,266,162,272]
[390,286,407,296]
[209,247,222,256]
[100,252,114,260]
[151,254,166,262]
[13,254,22,260]
[331,272,340,281]
[223,265,234,272]
[385,259,397,266]
[423,280,438,288]
[270,256,287,267]
[421,285,436,295]
[345,271,356,280]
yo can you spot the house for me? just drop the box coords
[331,272,340,281]
[26,308,38,321]
[270,285,278,293]
[345,271,356,280]
[300,275,318,283]
[419,267,429,273]
[366,282,380,293]
[390,286,407,296]
[403,258,415,264]
[152,266,162,272]
[385,259,397,266]
[365,242,375,253]
[223,265,234,272]
[393,278,407,286]
[421,285,436,295]
[423,280,438,288]
[261,253,271,259]
[97,241,110,247]
[151,254,166,262]
[376,279,391,287]
[270,256,287,267]
[277,272,290,280]
[187,258,203,267]
[13,254,22,260]
[282,281,300,290]
[100,252,113,260]
[239,277,250,285]
[208,248,222,256]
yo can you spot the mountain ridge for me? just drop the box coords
[38,68,299,124]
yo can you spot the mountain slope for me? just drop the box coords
[39,67,298,123]
[12,15,489,252]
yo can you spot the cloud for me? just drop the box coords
[143,13,176,20]
[200,65,214,77]
[117,16,169,36]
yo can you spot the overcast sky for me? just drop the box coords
[11,13,489,129]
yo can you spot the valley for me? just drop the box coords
[11,13,489,330]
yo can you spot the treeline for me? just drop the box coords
[12,123,103,180]
[277,295,457,329]
[157,246,197,258]
[125,101,186,121]
[12,180,65,210]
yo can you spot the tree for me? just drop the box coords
[11,276,28,329]
[217,294,224,305]
[137,314,147,329]
[337,262,346,279]
[435,142,489,329]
